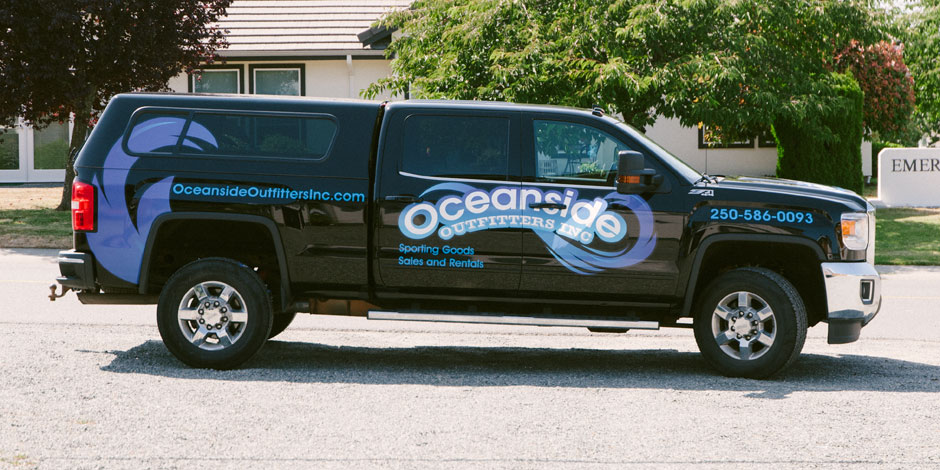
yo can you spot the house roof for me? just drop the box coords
[215,0,411,57]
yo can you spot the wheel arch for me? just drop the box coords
[139,212,291,312]
[682,234,828,325]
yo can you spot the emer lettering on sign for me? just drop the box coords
[891,158,940,173]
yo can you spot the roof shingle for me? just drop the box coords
[215,0,411,56]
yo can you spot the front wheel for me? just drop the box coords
[157,258,273,369]
[693,267,807,379]
[268,312,297,339]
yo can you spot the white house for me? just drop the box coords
[165,0,410,100]
[0,0,409,184]
[645,117,873,178]
[0,0,872,183]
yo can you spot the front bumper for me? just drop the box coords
[821,262,881,344]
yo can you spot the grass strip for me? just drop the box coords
[875,208,940,265]
[0,209,71,248]
[0,204,936,265]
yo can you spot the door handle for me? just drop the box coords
[528,202,567,210]
[385,195,423,203]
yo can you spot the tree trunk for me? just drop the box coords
[55,99,93,211]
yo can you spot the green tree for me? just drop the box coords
[0,0,231,210]
[364,0,662,129]
[368,0,900,192]
[899,0,940,145]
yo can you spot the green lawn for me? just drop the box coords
[875,208,940,265]
[0,209,71,248]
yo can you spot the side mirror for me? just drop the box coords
[616,150,663,194]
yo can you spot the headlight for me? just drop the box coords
[840,212,869,251]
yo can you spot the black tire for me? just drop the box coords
[268,312,297,339]
[157,258,273,369]
[693,267,807,379]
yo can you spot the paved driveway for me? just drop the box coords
[1,249,938,469]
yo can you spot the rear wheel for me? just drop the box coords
[693,267,807,379]
[157,258,273,369]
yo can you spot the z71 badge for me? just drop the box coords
[689,189,714,197]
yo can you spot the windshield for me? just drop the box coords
[602,116,703,184]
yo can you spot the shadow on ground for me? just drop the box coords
[96,340,940,398]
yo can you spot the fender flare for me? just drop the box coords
[138,212,292,312]
[681,233,826,316]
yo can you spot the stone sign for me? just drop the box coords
[878,148,940,207]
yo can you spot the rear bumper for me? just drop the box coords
[56,250,96,291]
[821,262,881,344]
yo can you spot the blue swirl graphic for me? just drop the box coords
[535,192,657,274]
[85,117,202,283]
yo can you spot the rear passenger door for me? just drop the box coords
[375,109,522,293]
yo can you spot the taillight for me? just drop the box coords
[71,181,95,231]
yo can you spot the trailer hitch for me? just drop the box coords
[48,284,71,301]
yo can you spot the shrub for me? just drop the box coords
[871,141,904,178]
[833,40,916,142]
[776,73,864,194]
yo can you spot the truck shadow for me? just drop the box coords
[99,339,940,398]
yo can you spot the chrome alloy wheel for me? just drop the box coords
[176,281,248,351]
[710,291,776,361]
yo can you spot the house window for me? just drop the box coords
[757,129,777,148]
[33,122,70,169]
[0,129,18,170]
[192,69,241,94]
[698,125,754,149]
[251,65,304,96]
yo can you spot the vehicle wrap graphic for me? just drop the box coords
[398,183,657,275]
[86,117,187,283]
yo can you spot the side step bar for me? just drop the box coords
[367,310,659,330]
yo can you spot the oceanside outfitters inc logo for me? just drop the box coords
[398,182,657,275]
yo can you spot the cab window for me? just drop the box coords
[534,120,630,184]
[402,115,509,180]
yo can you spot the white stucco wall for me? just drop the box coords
[167,57,395,100]
[644,116,873,178]
[643,116,779,177]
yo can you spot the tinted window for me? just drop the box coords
[402,115,509,180]
[182,113,337,159]
[126,112,188,154]
[534,120,629,183]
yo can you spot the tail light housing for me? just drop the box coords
[71,180,95,231]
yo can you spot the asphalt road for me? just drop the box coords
[1,248,938,469]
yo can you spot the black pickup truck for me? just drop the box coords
[53,93,881,378]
